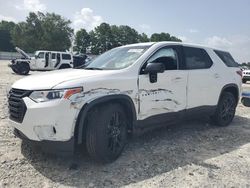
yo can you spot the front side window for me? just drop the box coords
[184,47,213,70]
[147,47,179,70]
[37,52,44,59]
[85,46,150,70]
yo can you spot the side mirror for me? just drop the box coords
[144,63,165,74]
[144,63,165,83]
[35,55,38,59]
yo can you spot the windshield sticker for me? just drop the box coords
[128,49,144,53]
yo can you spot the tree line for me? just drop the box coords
[0,12,181,55]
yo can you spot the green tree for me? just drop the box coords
[0,21,16,51]
[74,28,90,53]
[139,33,150,42]
[150,32,181,42]
[11,12,73,52]
[118,25,139,45]
[74,23,181,55]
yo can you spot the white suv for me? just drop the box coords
[8,42,242,163]
[9,47,73,75]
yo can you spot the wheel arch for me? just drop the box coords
[59,63,71,69]
[218,83,239,104]
[74,94,137,144]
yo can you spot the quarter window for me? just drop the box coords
[147,47,179,70]
[62,54,71,60]
[184,47,213,69]
[214,50,239,67]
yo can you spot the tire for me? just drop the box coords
[86,103,127,163]
[12,62,30,75]
[18,62,30,75]
[211,92,237,126]
[242,79,247,83]
[241,98,250,107]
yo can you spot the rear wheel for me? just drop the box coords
[86,104,127,163]
[211,92,237,126]
[242,79,247,83]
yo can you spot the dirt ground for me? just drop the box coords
[1,60,250,188]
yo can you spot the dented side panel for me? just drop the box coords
[138,70,188,120]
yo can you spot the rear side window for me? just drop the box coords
[51,53,56,59]
[62,54,71,60]
[214,50,239,67]
[184,47,213,70]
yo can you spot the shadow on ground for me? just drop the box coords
[21,115,250,187]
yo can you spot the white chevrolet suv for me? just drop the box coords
[8,42,242,163]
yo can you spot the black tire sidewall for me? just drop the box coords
[214,92,236,126]
[86,103,127,163]
[19,62,30,75]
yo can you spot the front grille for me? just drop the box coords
[8,89,31,123]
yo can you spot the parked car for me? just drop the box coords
[8,42,242,163]
[242,69,250,83]
[242,92,250,107]
[9,47,74,75]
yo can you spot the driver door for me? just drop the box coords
[138,45,188,122]
[35,52,45,69]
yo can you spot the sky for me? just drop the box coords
[0,0,249,62]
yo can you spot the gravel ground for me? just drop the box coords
[1,60,250,188]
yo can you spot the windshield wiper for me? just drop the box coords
[84,67,103,70]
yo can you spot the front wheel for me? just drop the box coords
[11,62,30,75]
[242,79,247,83]
[86,104,128,163]
[211,92,237,126]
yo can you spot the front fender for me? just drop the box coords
[74,94,137,144]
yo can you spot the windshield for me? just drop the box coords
[84,45,150,70]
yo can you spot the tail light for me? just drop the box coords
[236,70,242,77]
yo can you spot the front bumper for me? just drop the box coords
[14,128,75,155]
[9,96,79,142]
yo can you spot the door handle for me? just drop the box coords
[174,77,182,80]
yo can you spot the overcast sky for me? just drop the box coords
[0,0,249,62]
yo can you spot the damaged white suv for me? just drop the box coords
[8,42,242,163]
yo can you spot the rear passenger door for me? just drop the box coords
[184,46,220,109]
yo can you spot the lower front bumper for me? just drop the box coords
[14,128,75,156]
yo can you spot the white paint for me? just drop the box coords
[9,42,242,142]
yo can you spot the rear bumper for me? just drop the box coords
[14,128,75,156]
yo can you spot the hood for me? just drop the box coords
[12,69,115,90]
[15,47,30,59]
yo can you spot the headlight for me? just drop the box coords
[29,87,83,103]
